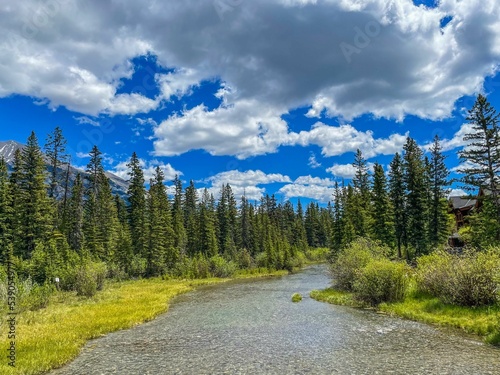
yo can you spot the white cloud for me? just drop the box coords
[308,152,321,168]
[153,99,293,159]
[326,162,375,179]
[295,123,408,158]
[293,175,335,186]
[448,188,467,197]
[278,184,336,203]
[204,169,291,200]
[111,158,183,183]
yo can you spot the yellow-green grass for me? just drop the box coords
[0,270,287,375]
[311,288,500,346]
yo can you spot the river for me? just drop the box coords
[52,264,500,374]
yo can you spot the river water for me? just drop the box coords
[52,264,500,374]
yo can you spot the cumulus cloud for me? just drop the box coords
[295,123,408,158]
[153,99,292,159]
[326,162,376,179]
[278,184,336,203]
[204,169,291,200]
[111,158,183,183]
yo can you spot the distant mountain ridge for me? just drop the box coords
[0,140,129,199]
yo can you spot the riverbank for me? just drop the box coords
[0,269,287,375]
[310,288,500,346]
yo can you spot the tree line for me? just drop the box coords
[0,94,498,287]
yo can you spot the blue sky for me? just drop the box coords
[1,0,500,204]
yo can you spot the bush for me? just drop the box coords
[353,260,410,306]
[128,255,147,278]
[75,262,108,297]
[330,238,388,291]
[304,247,330,262]
[255,252,268,268]
[416,250,500,306]
[23,283,54,311]
[209,255,237,278]
[291,293,302,302]
[236,248,254,269]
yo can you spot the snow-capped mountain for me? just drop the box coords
[0,140,129,199]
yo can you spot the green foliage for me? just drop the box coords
[353,259,410,305]
[416,250,500,306]
[209,255,238,278]
[75,261,107,297]
[330,238,389,291]
[291,293,302,302]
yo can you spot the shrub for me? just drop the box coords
[23,283,54,311]
[209,255,237,278]
[291,293,302,302]
[416,250,500,306]
[236,248,254,269]
[353,260,410,306]
[128,255,147,278]
[330,238,388,291]
[74,262,108,297]
[255,252,268,268]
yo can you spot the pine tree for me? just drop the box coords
[304,202,319,247]
[330,181,344,254]
[0,157,11,262]
[184,180,198,256]
[199,188,218,257]
[67,173,85,253]
[44,126,69,199]
[371,163,394,247]
[403,137,428,257]
[292,199,308,250]
[146,167,175,275]
[114,195,133,273]
[172,175,187,254]
[83,145,117,260]
[126,152,147,257]
[8,149,23,258]
[351,149,371,236]
[389,153,407,259]
[458,94,500,240]
[18,132,53,259]
[429,135,450,247]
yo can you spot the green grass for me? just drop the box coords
[310,288,500,346]
[0,269,287,375]
[291,293,302,302]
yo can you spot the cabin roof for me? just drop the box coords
[449,196,477,210]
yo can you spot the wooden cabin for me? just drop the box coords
[448,196,477,230]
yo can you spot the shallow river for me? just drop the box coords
[52,264,500,374]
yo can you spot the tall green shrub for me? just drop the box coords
[354,260,410,305]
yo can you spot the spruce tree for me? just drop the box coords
[351,149,371,236]
[67,173,85,253]
[18,132,53,259]
[403,137,428,257]
[428,135,450,247]
[44,126,69,199]
[458,94,500,240]
[146,167,175,275]
[371,163,394,247]
[0,157,11,261]
[389,153,407,259]
[172,175,187,253]
[330,181,344,254]
[184,180,198,256]
[126,152,147,257]
[199,188,218,257]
